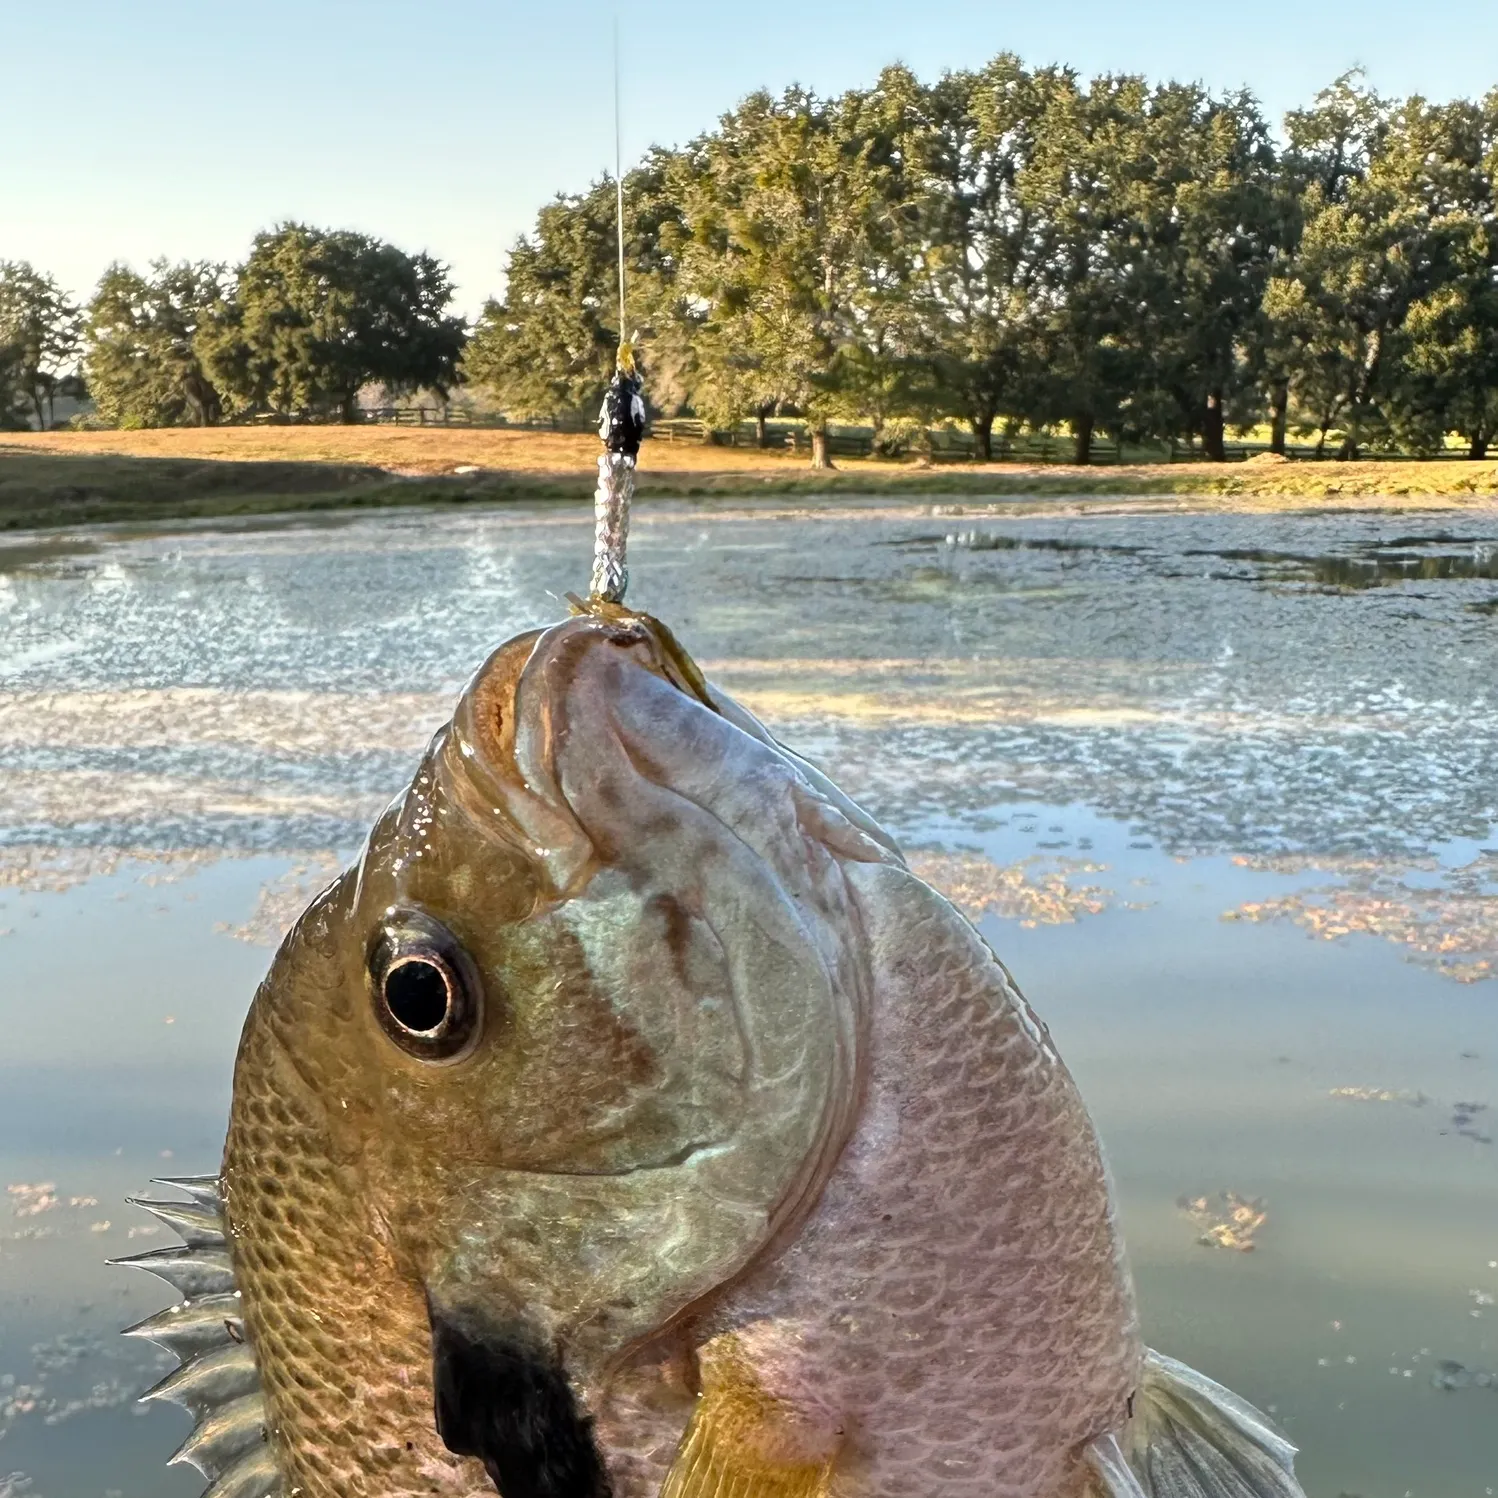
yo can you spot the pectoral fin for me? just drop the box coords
[660,1329,840,1498]
[1115,1349,1306,1498]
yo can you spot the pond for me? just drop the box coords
[0,497,1495,1498]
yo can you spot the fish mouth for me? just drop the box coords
[442,606,723,901]
[456,605,714,772]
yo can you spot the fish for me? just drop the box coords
[121,603,1306,1498]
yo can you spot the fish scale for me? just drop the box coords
[226,998,474,1498]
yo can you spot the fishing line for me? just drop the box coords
[615,12,627,345]
[589,6,646,605]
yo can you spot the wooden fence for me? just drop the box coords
[353,406,1480,463]
[356,406,596,431]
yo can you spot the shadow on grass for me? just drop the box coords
[0,449,600,531]
[2,447,1495,532]
[0,449,1156,532]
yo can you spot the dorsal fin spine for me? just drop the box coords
[117,1175,281,1498]
[126,1195,229,1248]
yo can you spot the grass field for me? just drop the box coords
[2,426,1497,531]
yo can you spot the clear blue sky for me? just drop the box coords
[6,0,1495,318]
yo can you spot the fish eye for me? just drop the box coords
[368,911,482,1062]
[385,958,452,1033]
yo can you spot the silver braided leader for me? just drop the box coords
[591,344,646,604]
[591,453,634,603]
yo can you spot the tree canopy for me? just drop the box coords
[85,260,228,428]
[462,62,1498,464]
[0,261,81,430]
[463,152,684,422]
[199,224,466,423]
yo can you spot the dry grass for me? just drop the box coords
[2,425,804,476]
[2,426,1496,531]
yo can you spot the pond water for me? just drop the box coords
[1,497,1495,1498]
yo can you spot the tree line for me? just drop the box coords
[0,226,465,433]
[2,61,1495,464]
[470,63,1498,465]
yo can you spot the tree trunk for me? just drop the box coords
[755,405,770,449]
[340,393,360,425]
[1072,412,1094,466]
[1469,431,1489,461]
[1269,381,1288,455]
[1315,418,1330,460]
[1203,388,1226,462]
[972,410,994,462]
[810,420,834,470]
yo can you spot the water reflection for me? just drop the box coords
[1187,535,1498,589]
[0,501,1495,1497]
[940,528,1142,554]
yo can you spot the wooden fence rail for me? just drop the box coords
[351,407,1481,463]
[355,407,596,431]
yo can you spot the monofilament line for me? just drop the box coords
[614,12,626,344]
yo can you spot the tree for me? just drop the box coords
[823,68,933,444]
[675,85,903,467]
[1260,75,1409,457]
[661,129,793,442]
[85,260,228,427]
[1139,85,1280,459]
[908,58,1053,459]
[1253,72,1387,452]
[200,224,466,423]
[1019,72,1167,463]
[464,152,685,422]
[1396,274,1498,457]
[1265,84,1486,457]
[0,261,82,429]
[1006,75,1282,464]
[0,343,28,430]
[1385,93,1498,458]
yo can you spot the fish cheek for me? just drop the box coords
[457,916,671,1169]
[347,911,655,1175]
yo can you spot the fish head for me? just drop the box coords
[223,609,892,1490]
[241,614,749,1178]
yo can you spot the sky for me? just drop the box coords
[4,0,1496,319]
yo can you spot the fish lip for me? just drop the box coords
[456,610,714,780]
[441,611,721,902]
